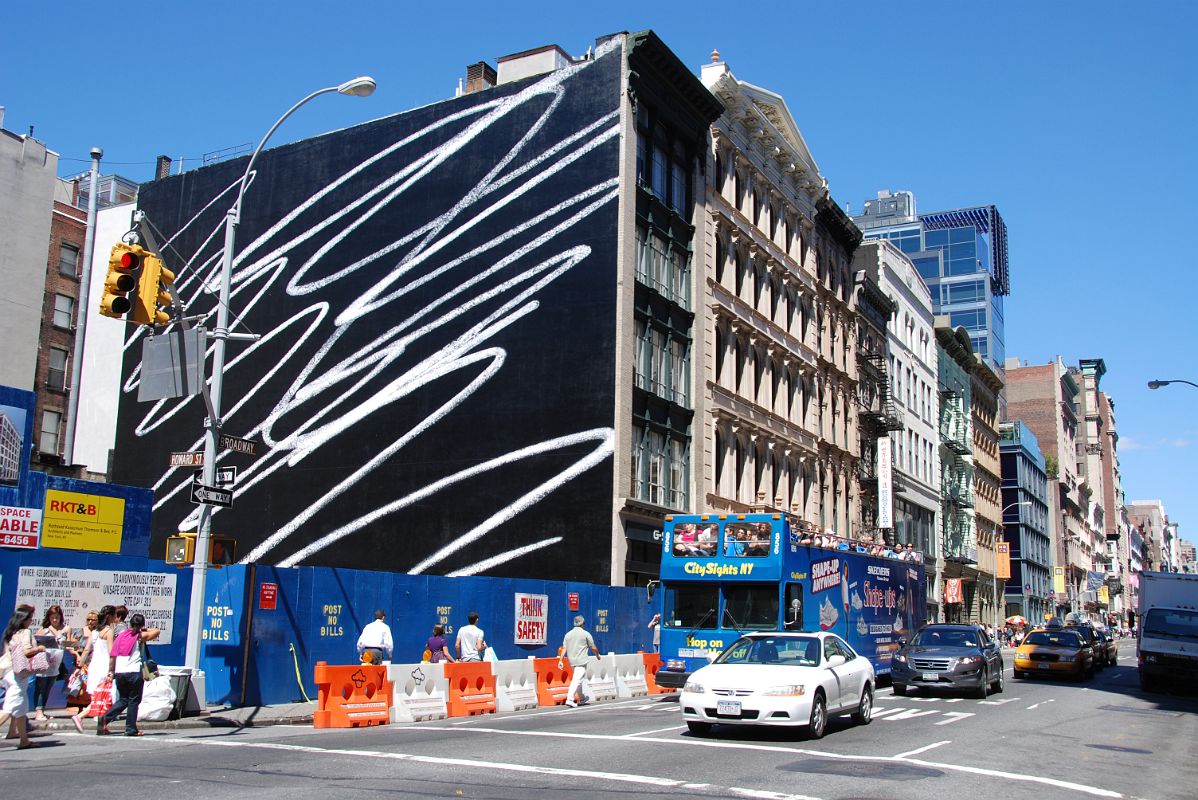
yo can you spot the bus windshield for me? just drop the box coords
[666,585,719,629]
[722,585,779,630]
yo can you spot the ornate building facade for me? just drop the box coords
[697,54,861,535]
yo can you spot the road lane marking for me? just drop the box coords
[449,695,668,723]
[729,789,822,800]
[1027,698,1056,710]
[978,697,1020,705]
[893,740,951,758]
[623,725,687,737]
[869,706,907,717]
[944,698,963,703]
[882,708,940,721]
[935,712,975,725]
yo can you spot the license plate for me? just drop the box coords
[716,700,741,716]
[922,672,939,682]
[1038,663,1050,670]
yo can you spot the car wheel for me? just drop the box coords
[1139,673,1156,693]
[893,683,907,697]
[686,721,712,736]
[852,686,873,725]
[807,692,827,739]
[1013,670,1026,680]
[992,666,1004,694]
[972,669,990,699]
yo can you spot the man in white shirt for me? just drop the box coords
[455,612,486,661]
[356,610,393,664]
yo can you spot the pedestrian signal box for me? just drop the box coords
[165,532,236,567]
[165,533,196,565]
[210,535,236,568]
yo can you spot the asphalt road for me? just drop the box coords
[4,641,1195,800]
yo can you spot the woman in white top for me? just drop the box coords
[2,606,48,749]
[71,605,117,732]
[32,604,76,722]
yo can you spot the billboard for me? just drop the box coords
[115,43,624,582]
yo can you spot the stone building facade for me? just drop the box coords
[698,54,861,535]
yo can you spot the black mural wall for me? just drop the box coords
[116,42,623,582]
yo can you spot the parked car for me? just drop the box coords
[680,631,874,739]
[1013,627,1093,680]
[890,623,1005,698]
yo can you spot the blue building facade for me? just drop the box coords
[999,421,1051,623]
[853,191,1010,373]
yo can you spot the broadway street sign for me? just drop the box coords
[218,434,259,456]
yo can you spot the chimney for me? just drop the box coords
[155,155,173,180]
[463,61,497,94]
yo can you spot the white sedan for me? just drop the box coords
[680,631,875,738]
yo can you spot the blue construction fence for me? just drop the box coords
[0,549,657,708]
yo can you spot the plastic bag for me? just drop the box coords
[36,648,64,678]
[483,647,498,663]
[85,676,114,718]
[67,667,85,697]
[137,675,177,722]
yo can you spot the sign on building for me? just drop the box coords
[40,490,125,552]
[514,592,548,645]
[876,436,893,529]
[0,505,42,549]
[15,566,177,643]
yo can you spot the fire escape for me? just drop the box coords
[939,386,976,563]
[857,353,905,532]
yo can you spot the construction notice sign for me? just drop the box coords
[514,592,548,645]
[15,566,177,643]
[41,490,125,552]
[0,505,42,549]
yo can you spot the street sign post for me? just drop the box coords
[190,474,232,508]
[170,451,204,468]
[218,434,258,456]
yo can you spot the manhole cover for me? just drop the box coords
[780,759,943,781]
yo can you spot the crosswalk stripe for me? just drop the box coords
[883,708,941,721]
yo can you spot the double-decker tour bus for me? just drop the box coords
[653,512,927,688]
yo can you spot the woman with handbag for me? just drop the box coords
[1,607,50,749]
[97,613,159,737]
[71,605,116,734]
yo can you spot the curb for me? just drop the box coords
[38,714,315,731]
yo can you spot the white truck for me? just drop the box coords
[1137,571,1198,692]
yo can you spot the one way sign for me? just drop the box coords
[190,474,233,508]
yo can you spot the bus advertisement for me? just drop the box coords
[654,513,927,687]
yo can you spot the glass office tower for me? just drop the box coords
[852,191,1010,373]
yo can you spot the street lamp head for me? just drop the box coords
[1147,380,1166,390]
[337,76,377,97]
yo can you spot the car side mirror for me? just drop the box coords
[826,654,846,668]
[898,638,907,648]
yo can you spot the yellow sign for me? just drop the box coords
[1098,585,1109,604]
[41,490,125,552]
[1053,567,1066,595]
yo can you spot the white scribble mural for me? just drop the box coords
[117,41,623,581]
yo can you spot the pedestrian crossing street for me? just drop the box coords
[870,692,1025,725]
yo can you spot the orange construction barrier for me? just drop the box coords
[532,657,572,706]
[642,652,671,694]
[313,661,393,728]
[445,661,497,717]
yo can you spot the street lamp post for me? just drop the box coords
[183,77,377,693]
[996,500,1033,632]
[1147,379,1198,391]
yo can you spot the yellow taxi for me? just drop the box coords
[1013,625,1094,680]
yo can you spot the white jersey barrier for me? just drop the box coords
[613,652,649,697]
[493,658,538,712]
[388,661,448,722]
[585,654,619,701]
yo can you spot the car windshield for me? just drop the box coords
[1143,608,1198,642]
[911,629,977,648]
[1025,630,1083,648]
[715,636,821,666]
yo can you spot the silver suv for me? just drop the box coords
[890,624,1005,698]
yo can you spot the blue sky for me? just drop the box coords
[3,1,1194,544]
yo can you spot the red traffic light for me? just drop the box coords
[119,250,142,270]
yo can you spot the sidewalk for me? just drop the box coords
[33,701,317,732]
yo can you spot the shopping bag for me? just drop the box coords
[36,647,64,678]
[84,676,115,718]
[137,676,177,722]
[67,667,86,697]
[483,647,498,663]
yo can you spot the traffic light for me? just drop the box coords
[99,243,142,319]
[130,251,176,326]
[210,535,236,568]
[165,533,196,565]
